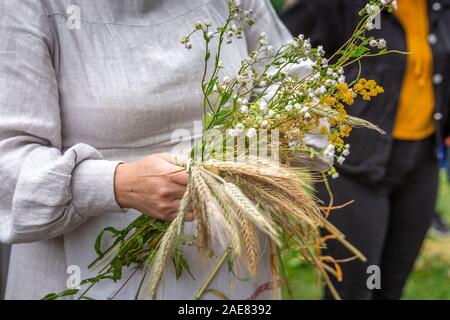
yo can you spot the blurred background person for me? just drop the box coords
[447,137,450,180]
[282,0,450,300]
[432,143,450,236]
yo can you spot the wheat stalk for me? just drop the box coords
[222,182,281,245]
[233,204,259,277]
[310,106,385,134]
[198,168,243,258]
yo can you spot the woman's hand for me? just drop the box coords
[114,153,192,221]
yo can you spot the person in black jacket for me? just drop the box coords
[282,0,450,300]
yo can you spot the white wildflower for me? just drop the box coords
[258,99,268,111]
[240,105,249,113]
[246,127,257,138]
[315,86,327,95]
[324,144,335,158]
[228,128,238,137]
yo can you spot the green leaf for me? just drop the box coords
[41,293,58,300]
[179,254,195,280]
[211,109,231,127]
[349,46,370,58]
[94,227,123,257]
[205,289,230,300]
[94,230,106,256]
[41,288,80,300]
[173,256,183,280]
[206,78,217,96]
[135,235,144,248]
[59,288,80,297]
[172,250,195,281]
[220,91,232,105]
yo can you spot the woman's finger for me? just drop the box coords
[168,199,181,213]
[162,183,187,199]
[158,153,187,167]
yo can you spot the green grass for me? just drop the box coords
[283,171,450,300]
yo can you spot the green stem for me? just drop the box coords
[195,249,230,300]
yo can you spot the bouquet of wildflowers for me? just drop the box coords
[44,0,399,300]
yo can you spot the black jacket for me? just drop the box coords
[282,0,450,184]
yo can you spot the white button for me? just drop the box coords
[428,33,438,45]
[432,2,442,11]
[433,74,443,85]
[434,112,443,121]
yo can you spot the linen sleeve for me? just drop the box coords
[0,1,126,244]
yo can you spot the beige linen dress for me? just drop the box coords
[0,0,294,299]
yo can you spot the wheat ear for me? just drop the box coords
[140,183,191,300]
[223,182,281,245]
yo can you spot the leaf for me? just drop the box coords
[94,230,106,256]
[41,288,80,300]
[135,235,144,248]
[212,109,231,126]
[206,78,217,96]
[272,60,283,67]
[41,293,58,300]
[59,288,80,298]
[178,254,195,280]
[172,250,195,281]
[94,227,122,257]
[220,91,232,105]
[205,289,230,300]
[349,46,370,58]
[173,256,183,280]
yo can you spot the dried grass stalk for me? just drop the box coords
[139,183,191,300]
[233,205,259,277]
[198,169,243,258]
[310,106,385,134]
[223,182,281,245]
